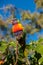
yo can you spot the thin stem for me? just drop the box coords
[14,41,18,65]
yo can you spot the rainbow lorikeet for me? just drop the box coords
[12,19,26,52]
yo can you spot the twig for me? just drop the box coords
[14,41,18,65]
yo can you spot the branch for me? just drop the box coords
[14,41,18,65]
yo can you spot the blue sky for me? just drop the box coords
[0,0,36,11]
[0,0,43,43]
[26,30,43,44]
[0,0,36,17]
[0,0,36,20]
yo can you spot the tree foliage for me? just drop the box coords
[0,0,43,65]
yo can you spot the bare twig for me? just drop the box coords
[14,40,18,65]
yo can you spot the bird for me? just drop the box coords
[12,18,26,52]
